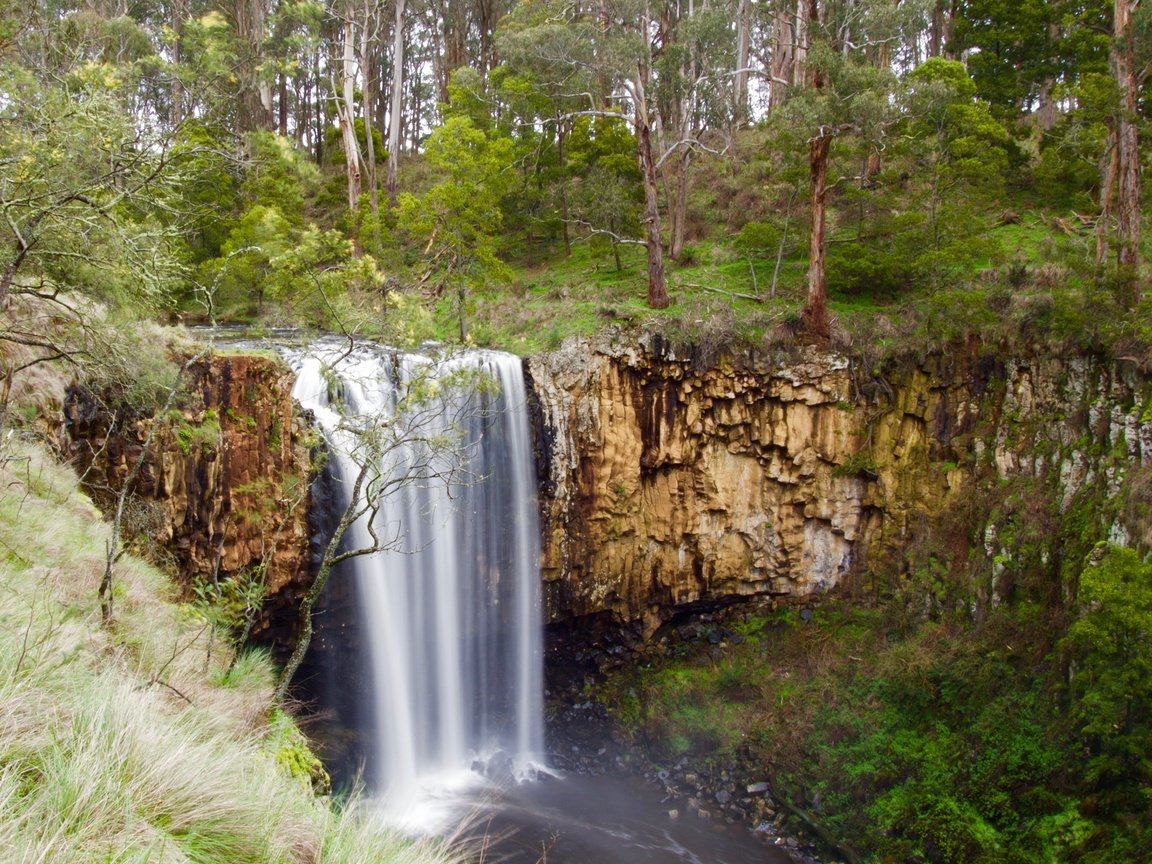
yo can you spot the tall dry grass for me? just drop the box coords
[0,438,455,864]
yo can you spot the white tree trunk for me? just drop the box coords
[387,0,407,204]
[339,13,362,214]
[734,0,751,126]
[359,0,379,216]
[1114,0,1142,305]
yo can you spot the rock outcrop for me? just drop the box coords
[61,334,1152,648]
[529,334,1152,633]
[64,351,313,645]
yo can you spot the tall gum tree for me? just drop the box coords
[386,0,407,203]
[632,56,669,308]
[498,0,670,308]
[656,0,736,262]
[781,0,926,339]
[233,0,274,132]
[1111,0,1145,305]
[336,5,363,214]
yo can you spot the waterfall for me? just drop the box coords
[289,339,545,812]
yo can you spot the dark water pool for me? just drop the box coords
[454,772,796,864]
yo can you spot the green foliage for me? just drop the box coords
[1033,74,1115,210]
[733,222,780,262]
[0,75,186,311]
[178,11,247,128]
[831,450,878,478]
[397,116,515,337]
[444,66,495,130]
[191,564,267,636]
[826,221,925,298]
[898,59,1013,290]
[558,114,645,269]
[593,501,1152,862]
[951,0,1110,119]
[181,125,349,323]
[1064,546,1152,797]
[171,121,241,262]
[242,132,318,223]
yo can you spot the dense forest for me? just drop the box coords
[3,2,1152,864]
[3,0,1152,356]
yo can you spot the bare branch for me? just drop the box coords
[655,137,728,170]
[566,218,646,247]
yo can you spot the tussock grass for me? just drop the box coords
[0,437,456,864]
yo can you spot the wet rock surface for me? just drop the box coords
[543,602,827,864]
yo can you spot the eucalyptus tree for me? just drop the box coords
[334,0,366,214]
[232,0,274,132]
[594,0,670,306]
[497,3,601,255]
[495,0,671,306]
[322,0,411,227]
[927,0,957,58]
[765,0,811,109]
[418,0,511,105]
[498,0,765,303]
[266,0,326,140]
[655,0,739,261]
[386,0,408,201]
[778,0,928,338]
[734,0,753,126]
[1108,0,1149,305]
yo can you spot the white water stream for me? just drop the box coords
[289,340,545,826]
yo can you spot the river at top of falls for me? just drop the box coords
[287,338,546,830]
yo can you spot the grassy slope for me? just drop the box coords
[0,437,453,864]
[435,213,1152,365]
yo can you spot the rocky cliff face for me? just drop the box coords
[64,352,313,645]
[528,334,1152,633]
[62,337,1152,649]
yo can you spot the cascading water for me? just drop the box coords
[280,337,797,863]
[288,339,545,819]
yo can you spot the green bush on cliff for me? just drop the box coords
[1061,545,1152,840]
[593,542,1152,863]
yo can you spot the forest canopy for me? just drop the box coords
[1,0,1151,354]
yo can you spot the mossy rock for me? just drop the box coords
[267,709,331,796]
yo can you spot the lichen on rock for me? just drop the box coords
[529,336,1152,634]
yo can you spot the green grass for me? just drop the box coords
[415,196,1152,370]
[0,438,457,864]
[439,241,807,355]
